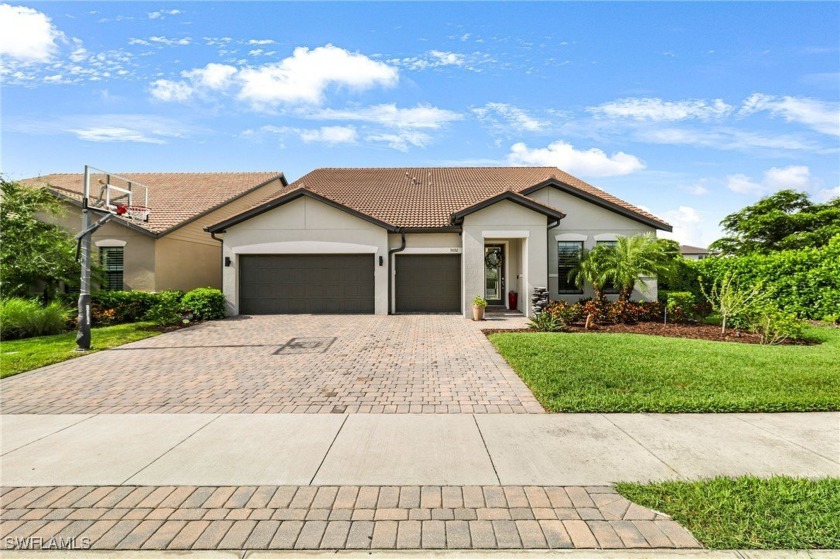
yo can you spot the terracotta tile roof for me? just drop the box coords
[20,172,284,235]
[216,167,670,231]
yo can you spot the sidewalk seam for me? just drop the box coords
[733,414,840,466]
[0,414,97,457]
[473,414,502,485]
[600,414,681,477]
[309,413,348,485]
[119,414,222,485]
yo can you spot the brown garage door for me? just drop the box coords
[395,254,461,313]
[239,254,375,314]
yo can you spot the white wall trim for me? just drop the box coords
[94,239,127,248]
[232,241,378,255]
[594,233,619,241]
[397,247,462,255]
[482,230,529,239]
[555,233,588,242]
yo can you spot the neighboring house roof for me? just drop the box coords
[680,244,710,255]
[207,167,671,233]
[20,172,287,236]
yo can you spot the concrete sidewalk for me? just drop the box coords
[2,413,837,486]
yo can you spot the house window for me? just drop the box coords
[557,241,583,294]
[100,247,124,291]
[596,240,619,294]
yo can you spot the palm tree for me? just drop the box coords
[567,245,613,300]
[601,234,679,302]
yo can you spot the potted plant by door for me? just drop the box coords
[472,296,487,321]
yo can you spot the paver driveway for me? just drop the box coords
[1,315,543,415]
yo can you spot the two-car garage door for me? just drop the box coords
[239,254,375,314]
[238,253,462,314]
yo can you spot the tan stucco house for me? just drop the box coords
[206,167,672,318]
[23,172,287,292]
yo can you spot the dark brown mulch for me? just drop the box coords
[483,321,815,345]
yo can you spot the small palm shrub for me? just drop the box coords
[0,298,69,340]
[182,287,226,320]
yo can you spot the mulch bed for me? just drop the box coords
[484,321,815,345]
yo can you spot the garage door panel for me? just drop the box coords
[240,254,375,314]
[396,254,461,313]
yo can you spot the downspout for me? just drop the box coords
[546,218,561,305]
[387,230,406,315]
[210,231,224,289]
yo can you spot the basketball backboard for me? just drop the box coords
[84,167,151,222]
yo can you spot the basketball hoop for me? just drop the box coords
[125,205,150,222]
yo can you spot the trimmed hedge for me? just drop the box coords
[66,287,226,326]
[182,287,226,320]
[666,235,840,321]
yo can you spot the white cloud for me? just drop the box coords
[237,44,398,107]
[148,9,182,19]
[148,36,191,46]
[69,127,167,144]
[506,140,646,177]
[588,97,733,121]
[473,102,548,133]
[389,50,467,71]
[680,179,710,196]
[637,126,817,152]
[307,103,462,129]
[0,4,62,63]
[248,39,275,45]
[727,165,811,195]
[299,125,357,144]
[366,130,431,152]
[726,173,764,194]
[763,165,811,190]
[739,93,840,136]
[149,79,193,102]
[183,63,237,90]
[658,206,705,247]
[816,186,840,202]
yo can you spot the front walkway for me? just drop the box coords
[0,315,541,415]
[0,485,699,550]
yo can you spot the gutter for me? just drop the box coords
[387,230,406,315]
[546,217,562,302]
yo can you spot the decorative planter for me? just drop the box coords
[473,305,486,321]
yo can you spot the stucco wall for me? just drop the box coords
[154,237,221,291]
[42,202,157,291]
[528,187,658,301]
[461,200,548,318]
[219,196,390,315]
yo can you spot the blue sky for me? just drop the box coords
[2,2,838,246]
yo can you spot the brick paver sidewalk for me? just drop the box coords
[1,315,543,415]
[1,485,700,551]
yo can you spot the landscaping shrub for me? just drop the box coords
[747,303,807,345]
[0,298,69,340]
[676,236,840,321]
[529,310,566,332]
[91,291,158,323]
[144,290,185,326]
[182,287,226,320]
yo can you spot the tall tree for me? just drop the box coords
[710,189,840,255]
[0,179,79,298]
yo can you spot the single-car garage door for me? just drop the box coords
[396,254,461,313]
[239,254,375,314]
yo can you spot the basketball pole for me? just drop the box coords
[76,165,92,351]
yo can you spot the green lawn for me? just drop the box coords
[618,477,840,549]
[489,326,840,412]
[1,322,161,379]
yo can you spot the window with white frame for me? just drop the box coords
[557,241,583,294]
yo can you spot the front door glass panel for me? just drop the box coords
[484,245,504,304]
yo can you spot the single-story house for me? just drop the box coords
[206,167,672,318]
[22,172,287,292]
[680,244,712,260]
